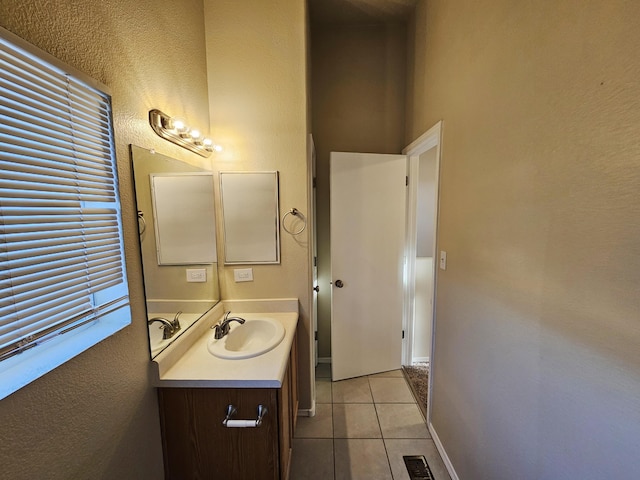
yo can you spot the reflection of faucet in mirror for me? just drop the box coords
[131,145,221,359]
[171,311,182,332]
[212,311,246,339]
[148,317,178,340]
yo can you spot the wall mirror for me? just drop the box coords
[220,171,280,264]
[131,145,220,358]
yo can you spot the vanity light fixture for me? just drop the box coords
[149,109,222,157]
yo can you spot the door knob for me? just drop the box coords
[313,286,320,292]
[334,279,344,288]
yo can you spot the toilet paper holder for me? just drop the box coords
[223,404,268,428]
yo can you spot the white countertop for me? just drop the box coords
[152,306,298,389]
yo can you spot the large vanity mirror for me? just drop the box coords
[131,145,220,358]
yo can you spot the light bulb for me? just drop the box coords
[213,144,223,152]
[173,119,187,132]
[190,129,201,139]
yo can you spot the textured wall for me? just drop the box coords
[310,23,407,358]
[407,0,640,478]
[0,0,210,478]
[203,0,313,408]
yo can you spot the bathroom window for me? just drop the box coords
[0,28,131,400]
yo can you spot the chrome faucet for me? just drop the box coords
[148,317,177,340]
[211,311,246,339]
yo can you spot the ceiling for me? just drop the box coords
[308,0,417,24]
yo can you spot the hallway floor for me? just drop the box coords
[290,364,451,480]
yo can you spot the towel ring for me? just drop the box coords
[282,208,306,235]
[138,210,147,235]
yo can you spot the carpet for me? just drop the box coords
[402,362,429,419]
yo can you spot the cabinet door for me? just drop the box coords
[159,388,279,480]
[278,365,292,480]
[289,331,298,432]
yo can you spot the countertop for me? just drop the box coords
[152,307,298,389]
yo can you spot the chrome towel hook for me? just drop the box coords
[282,207,307,235]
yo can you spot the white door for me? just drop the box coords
[330,152,407,381]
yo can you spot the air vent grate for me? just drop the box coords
[403,455,435,479]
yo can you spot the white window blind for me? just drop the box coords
[0,28,130,398]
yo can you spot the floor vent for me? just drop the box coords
[403,455,435,479]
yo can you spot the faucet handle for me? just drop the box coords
[223,311,231,321]
[171,311,182,331]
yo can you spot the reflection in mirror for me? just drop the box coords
[131,145,220,358]
[220,171,280,264]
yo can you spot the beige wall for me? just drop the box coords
[203,0,312,408]
[311,23,407,357]
[0,0,211,477]
[408,0,640,478]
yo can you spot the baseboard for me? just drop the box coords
[429,421,460,480]
[412,356,430,364]
[318,356,331,364]
[297,399,316,417]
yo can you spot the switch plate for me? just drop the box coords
[439,251,447,270]
[234,268,253,282]
[186,268,207,282]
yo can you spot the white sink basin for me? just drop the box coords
[207,318,285,360]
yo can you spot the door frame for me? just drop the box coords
[401,121,442,422]
[306,133,317,417]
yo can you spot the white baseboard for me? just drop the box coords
[318,356,331,364]
[429,421,460,480]
[412,356,430,364]
[298,399,316,417]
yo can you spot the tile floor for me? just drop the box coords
[290,364,451,480]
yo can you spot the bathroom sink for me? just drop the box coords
[207,318,285,360]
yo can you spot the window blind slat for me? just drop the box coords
[1,273,124,336]
[0,128,113,167]
[1,267,123,315]
[0,250,120,280]
[0,71,111,130]
[0,304,89,349]
[0,170,115,196]
[0,54,111,118]
[0,257,122,293]
[1,86,110,138]
[1,218,116,233]
[0,288,92,326]
[1,209,117,219]
[0,140,114,172]
[0,107,111,154]
[2,112,111,156]
[4,245,120,272]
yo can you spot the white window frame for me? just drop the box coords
[0,27,131,400]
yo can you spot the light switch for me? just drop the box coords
[186,268,207,282]
[439,251,447,270]
[234,268,253,282]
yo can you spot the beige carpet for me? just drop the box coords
[402,363,428,419]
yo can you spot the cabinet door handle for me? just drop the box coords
[223,404,268,428]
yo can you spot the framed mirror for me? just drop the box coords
[220,171,280,264]
[131,145,220,358]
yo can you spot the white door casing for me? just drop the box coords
[330,152,407,381]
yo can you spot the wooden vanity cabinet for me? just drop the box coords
[158,336,298,480]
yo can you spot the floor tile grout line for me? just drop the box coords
[369,375,398,479]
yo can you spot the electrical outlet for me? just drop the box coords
[234,268,253,282]
[186,268,207,282]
